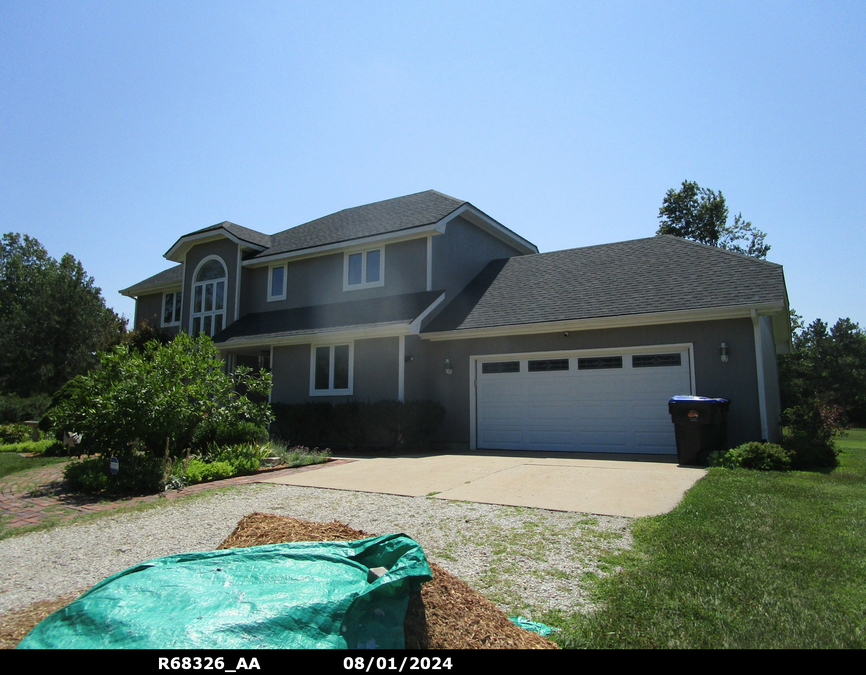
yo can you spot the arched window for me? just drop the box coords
[191,257,227,337]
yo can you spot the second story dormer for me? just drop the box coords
[123,190,537,340]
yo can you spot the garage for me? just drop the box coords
[473,345,693,454]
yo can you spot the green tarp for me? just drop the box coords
[18,533,432,649]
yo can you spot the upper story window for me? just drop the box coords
[162,291,182,327]
[344,248,383,290]
[191,257,227,337]
[268,263,287,302]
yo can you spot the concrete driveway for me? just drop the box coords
[262,453,707,517]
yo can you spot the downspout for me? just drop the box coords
[752,309,769,440]
[398,335,405,402]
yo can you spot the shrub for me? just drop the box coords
[0,394,52,424]
[63,454,166,495]
[214,442,270,474]
[0,422,32,444]
[0,439,62,454]
[271,400,446,452]
[190,419,268,452]
[710,442,792,471]
[268,440,331,467]
[781,401,844,469]
[47,333,272,460]
[184,459,236,484]
[270,402,333,448]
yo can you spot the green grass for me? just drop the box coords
[0,452,67,479]
[546,428,866,649]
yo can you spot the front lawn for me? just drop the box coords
[0,453,67,480]
[547,428,866,649]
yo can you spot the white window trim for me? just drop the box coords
[189,255,228,337]
[343,247,385,291]
[161,290,182,327]
[309,342,354,396]
[268,262,287,302]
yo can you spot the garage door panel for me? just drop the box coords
[477,348,690,454]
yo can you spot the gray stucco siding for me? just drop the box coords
[430,216,527,316]
[134,293,164,330]
[244,238,428,315]
[404,318,766,450]
[182,239,241,333]
[270,337,400,405]
[270,344,311,403]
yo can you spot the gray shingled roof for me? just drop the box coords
[254,190,466,258]
[423,236,788,333]
[214,291,443,345]
[119,265,183,297]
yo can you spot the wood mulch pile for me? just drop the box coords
[218,513,558,649]
[0,512,557,649]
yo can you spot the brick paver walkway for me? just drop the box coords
[0,457,350,530]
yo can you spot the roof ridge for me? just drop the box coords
[656,234,782,267]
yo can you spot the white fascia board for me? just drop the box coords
[408,293,446,334]
[242,225,442,268]
[119,281,183,298]
[215,323,411,351]
[165,230,266,262]
[450,204,538,254]
[421,302,788,341]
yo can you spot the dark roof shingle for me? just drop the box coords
[423,236,788,333]
[257,190,466,257]
[119,265,183,297]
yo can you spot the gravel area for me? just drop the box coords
[0,483,632,619]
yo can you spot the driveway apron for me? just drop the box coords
[262,453,707,517]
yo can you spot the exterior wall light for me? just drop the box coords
[720,343,729,363]
[444,358,453,375]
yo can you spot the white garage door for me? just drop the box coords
[475,347,692,454]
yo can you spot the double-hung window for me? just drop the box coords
[310,343,353,395]
[191,258,227,337]
[162,291,182,327]
[268,263,287,301]
[344,248,383,290]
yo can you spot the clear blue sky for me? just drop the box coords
[2,1,864,330]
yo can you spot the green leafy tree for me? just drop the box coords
[48,333,273,459]
[657,180,770,259]
[0,233,126,396]
[779,316,866,425]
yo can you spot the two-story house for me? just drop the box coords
[121,190,790,454]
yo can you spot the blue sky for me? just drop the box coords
[2,1,864,329]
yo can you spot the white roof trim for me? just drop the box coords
[421,302,788,341]
[215,323,411,350]
[408,293,446,334]
[119,281,182,298]
[165,228,267,262]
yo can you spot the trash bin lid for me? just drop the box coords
[669,395,730,404]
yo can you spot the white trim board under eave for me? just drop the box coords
[422,303,787,341]
[215,323,412,350]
